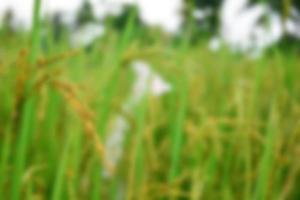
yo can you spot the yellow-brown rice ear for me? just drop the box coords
[36,49,81,67]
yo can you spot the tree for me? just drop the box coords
[104,5,144,32]
[52,12,65,43]
[2,9,15,34]
[180,0,222,44]
[76,1,96,27]
[181,0,223,44]
[183,0,300,31]
[250,0,300,16]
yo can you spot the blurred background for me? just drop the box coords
[1,0,300,55]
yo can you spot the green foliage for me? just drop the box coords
[76,1,96,27]
[1,9,15,35]
[1,1,300,199]
[104,5,144,32]
[51,13,66,43]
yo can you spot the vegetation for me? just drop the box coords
[0,0,300,199]
[76,1,97,27]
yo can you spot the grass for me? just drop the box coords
[11,1,41,199]
[1,1,300,199]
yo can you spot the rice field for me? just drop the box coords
[1,1,300,199]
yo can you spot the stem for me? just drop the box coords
[11,0,41,199]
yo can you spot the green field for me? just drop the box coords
[1,1,300,199]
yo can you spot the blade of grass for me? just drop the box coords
[254,99,278,200]
[51,126,73,200]
[168,80,188,183]
[11,0,42,199]
[0,124,13,197]
[41,87,61,184]
[127,95,148,199]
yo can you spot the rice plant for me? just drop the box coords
[0,0,300,199]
